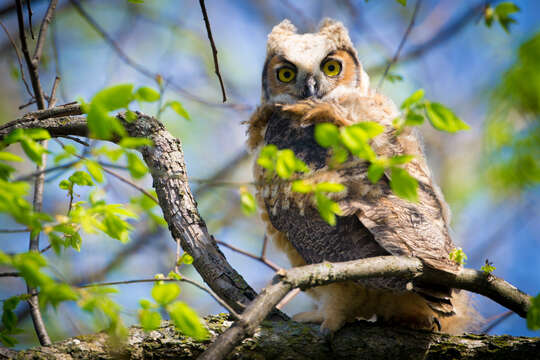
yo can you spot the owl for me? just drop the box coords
[247,19,475,334]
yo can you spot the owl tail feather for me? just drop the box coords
[412,283,455,316]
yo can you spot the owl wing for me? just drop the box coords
[337,93,459,274]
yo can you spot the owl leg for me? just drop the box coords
[292,309,324,324]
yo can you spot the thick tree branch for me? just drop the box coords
[0,108,260,315]
[7,314,540,359]
[201,256,532,360]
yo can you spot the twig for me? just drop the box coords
[55,139,159,204]
[15,0,46,109]
[378,0,422,88]
[198,0,226,102]
[26,0,34,39]
[0,228,29,233]
[199,256,532,360]
[69,0,247,110]
[79,276,240,319]
[15,160,79,182]
[275,288,300,310]
[101,165,158,204]
[58,135,89,146]
[216,239,280,272]
[0,272,21,277]
[482,310,514,334]
[0,19,33,97]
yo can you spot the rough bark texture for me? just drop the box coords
[0,109,259,315]
[3,314,538,360]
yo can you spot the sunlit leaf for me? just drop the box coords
[126,152,148,179]
[139,309,161,331]
[239,188,256,216]
[135,86,160,102]
[315,182,345,193]
[291,180,314,193]
[167,301,208,340]
[527,293,540,331]
[119,137,154,149]
[166,100,190,121]
[151,282,180,306]
[314,123,339,148]
[425,102,470,133]
[390,167,418,202]
[69,171,94,186]
[401,89,424,109]
[85,160,104,183]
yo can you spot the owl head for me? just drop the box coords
[262,18,370,104]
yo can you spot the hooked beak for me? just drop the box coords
[301,75,317,99]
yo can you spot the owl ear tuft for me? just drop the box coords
[318,18,353,50]
[267,19,298,54]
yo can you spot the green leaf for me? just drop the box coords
[386,73,403,83]
[167,301,208,340]
[59,180,72,190]
[119,137,154,149]
[527,293,540,331]
[85,160,104,183]
[20,138,48,165]
[401,89,424,109]
[128,0,145,3]
[495,2,520,33]
[404,111,424,126]
[139,299,152,309]
[351,122,385,138]
[331,145,349,165]
[0,163,15,181]
[314,123,339,148]
[0,152,23,162]
[167,101,190,121]
[339,126,376,161]
[179,253,193,265]
[367,162,385,183]
[291,180,314,194]
[24,128,51,140]
[396,0,406,5]
[449,247,468,266]
[135,86,160,102]
[388,155,415,165]
[91,84,134,111]
[425,102,470,132]
[69,171,94,186]
[40,283,79,308]
[315,182,345,193]
[126,152,148,179]
[480,260,496,274]
[151,282,180,306]
[239,188,256,216]
[315,192,341,226]
[275,149,297,179]
[390,167,418,202]
[139,309,161,331]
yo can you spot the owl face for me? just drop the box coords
[262,19,370,104]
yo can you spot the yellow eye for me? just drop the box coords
[322,60,341,77]
[277,67,296,83]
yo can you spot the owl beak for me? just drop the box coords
[301,75,317,99]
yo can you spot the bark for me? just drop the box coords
[3,314,539,360]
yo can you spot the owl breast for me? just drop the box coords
[263,111,390,266]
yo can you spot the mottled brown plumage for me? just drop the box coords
[247,19,475,334]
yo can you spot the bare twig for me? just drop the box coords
[0,19,32,97]
[26,0,34,39]
[198,0,227,102]
[482,310,514,334]
[216,239,280,272]
[199,256,532,360]
[69,0,248,110]
[0,272,21,277]
[79,276,240,319]
[0,228,29,233]
[15,160,79,182]
[378,0,422,88]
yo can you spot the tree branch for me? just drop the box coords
[200,256,532,360]
[198,0,227,102]
[10,314,540,359]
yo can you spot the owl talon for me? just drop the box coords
[432,317,442,332]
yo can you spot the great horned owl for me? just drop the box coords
[247,19,474,334]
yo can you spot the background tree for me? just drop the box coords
[0,0,538,356]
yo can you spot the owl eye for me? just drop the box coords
[322,60,342,77]
[277,67,296,83]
